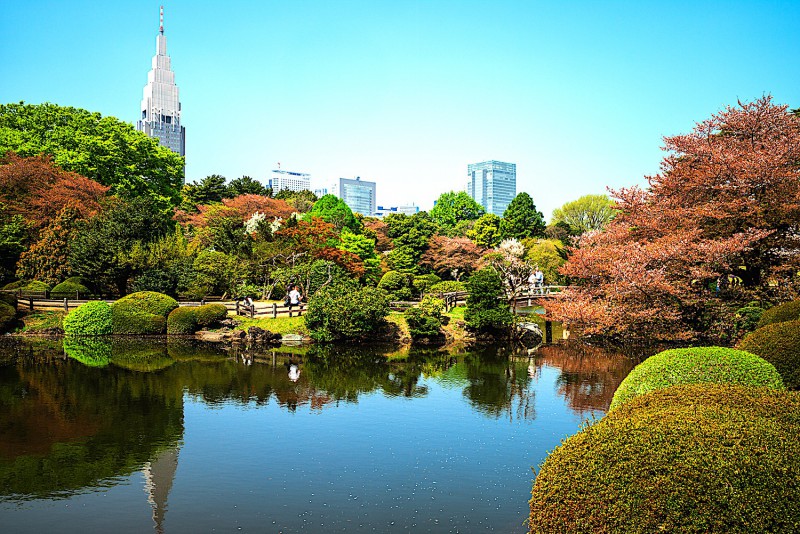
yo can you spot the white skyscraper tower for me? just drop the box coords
[137,6,186,161]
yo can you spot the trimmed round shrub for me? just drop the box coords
[378,270,411,301]
[529,385,800,533]
[22,280,50,292]
[739,320,800,389]
[51,279,90,296]
[110,291,177,335]
[2,280,27,290]
[412,273,442,296]
[63,337,112,367]
[195,303,228,327]
[429,280,465,294]
[757,299,800,328]
[610,346,785,410]
[112,311,166,335]
[0,301,16,332]
[167,307,198,335]
[734,304,765,336]
[112,291,178,317]
[63,301,113,336]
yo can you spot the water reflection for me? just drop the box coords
[0,337,635,533]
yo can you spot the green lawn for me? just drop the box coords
[233,314,309,336]
[17,310,65,333]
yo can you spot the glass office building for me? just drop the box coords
[467,160,516,215]
[339,177,376,216]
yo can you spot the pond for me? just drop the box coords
[0,338,637,533]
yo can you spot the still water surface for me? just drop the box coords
[0,338,636,533]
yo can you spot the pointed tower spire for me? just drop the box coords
[159,6,164,34]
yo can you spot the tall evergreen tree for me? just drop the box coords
[500,192,545,240]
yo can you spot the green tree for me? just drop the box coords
[68,197,173,295]
[308,194,359,232]
[0,202,27,283]
[340,228,381,284]
[182,175,228,207]
[468,213,503,248]
[275,189,317,212]
[0,102,184,208]
[305,282,390,341]
[551,194,617,235]
[464,268,513,333]
[500,192,545,240]
[429,191,485,231]
[226,175,268,198]
[523,238,566,285]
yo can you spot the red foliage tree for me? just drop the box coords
[363,218,393,252]
[0,153,108,233]
[550,97,800,342]
[17,203,84,284]
[174,194,294,228]
[315,247,365,278]
[420,235,485,280]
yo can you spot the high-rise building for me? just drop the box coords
[338,177,377,216]
[374,204,420,218]
[137,7,186,162]
[269,169,311,193]
[467,160,517,215]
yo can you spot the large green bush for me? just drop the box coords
[305,283,390,342]
[739,320,800,389]
[404,307,442,339]
[63,301,113,336]
[0,301,16,332]
[22,280,50,293]
[2,280,27,290]
[529,385,800,533]
[610,346,784,410]
[167,307,198,335]
[195,303,228,327]
[412,274,441,297]
[378,270,412,301]
[464,268,512,332]
[757,300,800,328]
[51,279,90,297]
[110,291,177,335]
[113,291,178,317]
[112,312,166,335]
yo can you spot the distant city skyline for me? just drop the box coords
[1,1,799,219]
[467,160,517,216]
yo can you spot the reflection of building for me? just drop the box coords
[338,177,377,216]
[269,169,311,193]
[374,204,420,218]
[136,7,186,163]
[143,445,181,534]
[467,160,516,215]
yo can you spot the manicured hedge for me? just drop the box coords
[0,301,16,332]
[195,303,228,327]
[739,320,800,389]
[610,346,785,410]
[113,291,178,317]
[112,311,166,335]
[757,300,800,328]
[51,279,89,296]
[63,301,113,336]
[167,307,198,335]
[529,385,800,533]
[111,291,177,335]
[1,280,26,290]
[22,281,50,292]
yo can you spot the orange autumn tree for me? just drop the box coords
[550,97,800,342]
[0,153,108,233]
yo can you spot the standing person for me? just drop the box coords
[534,268,544,294]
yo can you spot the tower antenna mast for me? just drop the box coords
[159,6,164,34]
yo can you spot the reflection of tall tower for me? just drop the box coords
[142,445,180,534]
[137,6,186,164]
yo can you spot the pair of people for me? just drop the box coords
[529,269,545,293]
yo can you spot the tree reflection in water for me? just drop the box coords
[0,336,637,513]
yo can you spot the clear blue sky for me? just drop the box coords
[1,1,798,219]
